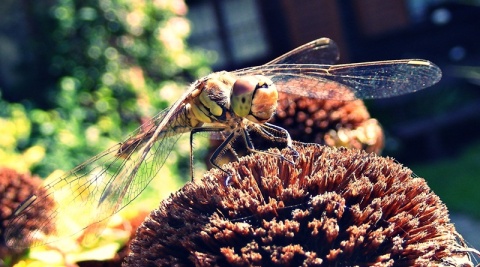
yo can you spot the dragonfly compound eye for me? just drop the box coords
[231,77,256,118]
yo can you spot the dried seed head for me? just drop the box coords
[0,168,54,256]
[272,92,384,154]
[124,144,476,266]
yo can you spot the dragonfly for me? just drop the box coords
[5,37,442,248]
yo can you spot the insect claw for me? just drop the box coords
[286,146,300,163]
[292,148,300,160]
[224,171,233,186]
[284,157,295,165]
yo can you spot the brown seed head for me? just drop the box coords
[272,92,384,154]
[0,167,54,256]
[124,143,477,266]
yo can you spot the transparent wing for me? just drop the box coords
[5,102,190,248]
[233,38,441,100]
[266,37,339,65]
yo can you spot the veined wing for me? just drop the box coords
[5,95,193,248]
[266,37,339,65]
[233,59,442,100]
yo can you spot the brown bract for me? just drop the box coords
[0,167,54,257]
[272,92,384,154]
[124,143,476,267]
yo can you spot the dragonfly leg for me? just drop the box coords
[190,127,228,181]
[263,123,299,159]
[208,131,239,185]
[250,123,299,163]
[239,127,292,165]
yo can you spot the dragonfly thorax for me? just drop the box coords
[189,73,234,124]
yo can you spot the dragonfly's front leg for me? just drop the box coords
[244,123,299,164]
[207,130,241,185]
[241,129,294,165]
[262,123,299,160]
[190,127,229,181]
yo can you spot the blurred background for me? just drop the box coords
[0,0,479,257]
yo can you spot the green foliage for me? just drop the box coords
[0,98,45,172]
[1,0,212,264]
[1,0,211,178]
[412,140,480,219]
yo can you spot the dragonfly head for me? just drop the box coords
[231,76,278,123]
